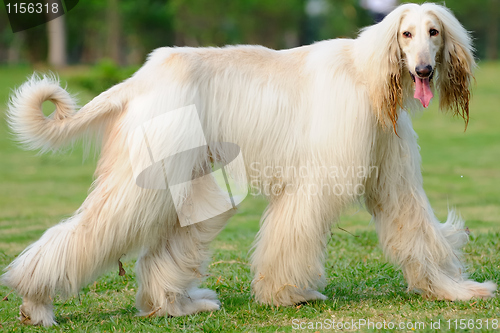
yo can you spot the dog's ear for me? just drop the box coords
[358,5,408,132]
[431,5,475,128]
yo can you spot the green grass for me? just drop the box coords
[0,64,499,332]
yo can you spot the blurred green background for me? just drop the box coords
[0,0,499,253]
[0,0,499,68]
[0,0,498,248]
[0,1,498,331]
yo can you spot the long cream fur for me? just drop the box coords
[2,3,496,326]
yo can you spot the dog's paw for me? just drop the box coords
[188,288,220,303]
[19,299,56,327]
[300,289,328,303]
[254,284,328,306]
[281,288,327,305]
[453,280,497,301]
[137,288,221,317]
[422,280,497,301]
[166,295,220,317]
[178,298,221,316]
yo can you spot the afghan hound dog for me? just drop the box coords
[3,3,496,326]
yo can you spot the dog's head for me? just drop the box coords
[398,4,443,109]
[361,3,475,131]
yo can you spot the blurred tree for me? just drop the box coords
[62,0,106,63]
[168,0,304,48]
[106,0,123,65]
[302,0,373,40]
[120,0,174,63]
[47,16,67,68]
[24,25,47,64]
[64,0,173,64]
[0,0,498,64]
[485,0,498,60]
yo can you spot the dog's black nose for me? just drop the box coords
[415,65,433,78]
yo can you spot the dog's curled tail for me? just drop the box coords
[7,74,126,152]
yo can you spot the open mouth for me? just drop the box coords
[410,70,434,108]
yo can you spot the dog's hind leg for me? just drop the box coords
[1,159,171,326]
[1,213,91,326]
[135,177,236,317]
[0,207,138,326]
[251,190,331,306]
[365,113,496,301]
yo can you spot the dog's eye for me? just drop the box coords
[403,31,412,38]
[430,29,439,37]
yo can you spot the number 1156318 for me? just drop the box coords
[446,319,498,330]
[6,2,60,14]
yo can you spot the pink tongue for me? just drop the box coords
[414,77,433,108]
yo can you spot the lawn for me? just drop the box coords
[0,63,499,332]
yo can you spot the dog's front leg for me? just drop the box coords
[251,189,330,306]
[365,113,496,300]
